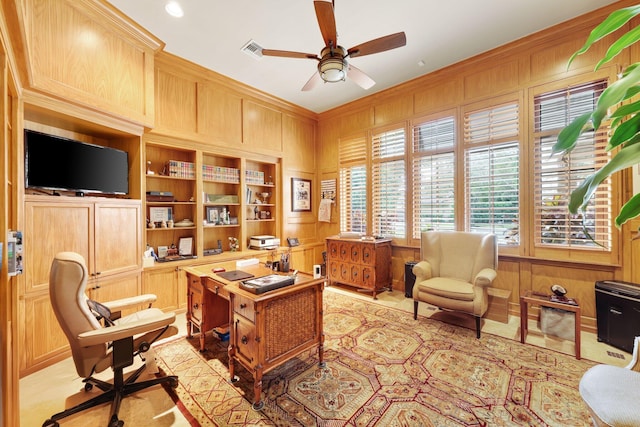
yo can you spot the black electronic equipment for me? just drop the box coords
[595,280,640,353]
[25,129,129,195]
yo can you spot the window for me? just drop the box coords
[464,103,520,245]
[372,127,406,238]
[339,136,367,233]
[412,115,456,238]
[533,80,611,249]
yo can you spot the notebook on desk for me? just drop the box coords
[216,270,254,281]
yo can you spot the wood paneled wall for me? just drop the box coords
[316,0,640,330]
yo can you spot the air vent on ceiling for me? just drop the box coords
[241,40,263,59]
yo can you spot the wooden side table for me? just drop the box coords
[520,290,581,359]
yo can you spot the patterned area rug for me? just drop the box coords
[155,289,597,426]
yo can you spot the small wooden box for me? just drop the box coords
[486,288,511,323]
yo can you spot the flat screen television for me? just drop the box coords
[25,129,129,195]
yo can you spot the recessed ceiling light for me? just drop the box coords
[165,1,184,18]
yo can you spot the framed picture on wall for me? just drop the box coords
[291,177,311,212]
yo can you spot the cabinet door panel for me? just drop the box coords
[327,240,339,259]
[94,201,141,276]
[22,293,68,371]
[350,244,361,264]
[143,267,179,312]
[234,315,258,367]
[24,201,93,293]
[90,274,141,317]
[362,244,375,266]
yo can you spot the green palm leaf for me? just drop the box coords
[568,5,640,67]
[616,193,640,227]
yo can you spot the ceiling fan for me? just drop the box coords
[261,0,406,91]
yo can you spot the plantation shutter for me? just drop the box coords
[339,136,367,233]
[372,127,406,238]
[412,116,456,238]
[533,80,611,249]
[464,102,520,245]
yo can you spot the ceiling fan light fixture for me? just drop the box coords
[318,45,348,83]
[319,57,347,82]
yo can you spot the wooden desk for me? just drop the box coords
[184,264,324,409]
[520,290,581,359]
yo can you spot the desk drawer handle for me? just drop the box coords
[192,303,199,310]
[241,335,248,345]
[240,303,247,309]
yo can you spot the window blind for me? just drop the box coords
[372,128,406,238]
[339,136,367,233]
[533,80,611,249]
[412,116,456,237]
[464,102,520,245]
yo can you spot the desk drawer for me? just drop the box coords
[190,284,204,324]
[205,278,230,299]
[234,294,255,322]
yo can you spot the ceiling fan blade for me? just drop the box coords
[302,71,323,91]
[262,49,319,60]
[347,64,375,90]
[314,0,337,47]
[347,32,407,58]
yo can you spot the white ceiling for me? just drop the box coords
[107,0,618,114]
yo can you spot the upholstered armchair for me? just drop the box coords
[413,231,497,338]
[44,252,179,427]
[579,336,640,426]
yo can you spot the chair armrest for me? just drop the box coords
[473,268,497,287]
[413,261,432,281]
[102,294,157,312]
[77,311,175,347]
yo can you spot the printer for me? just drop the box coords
[249,235,280,250]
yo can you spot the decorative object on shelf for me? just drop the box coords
[254,205,259,220]
[167,219,174,228]
[149,207,172,224]
[147,218,155,229]
[292,177,312,212]
[260,192,271,204]
[146,160,154,175]
[178,237,193,256]
[206,206,219,224]
[229,237,239,252]
[174,219,195,227]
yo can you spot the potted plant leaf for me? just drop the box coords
[553,5,640,230]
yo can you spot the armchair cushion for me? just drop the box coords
[416,277,475,301]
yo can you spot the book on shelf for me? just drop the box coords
[166,160,195,179]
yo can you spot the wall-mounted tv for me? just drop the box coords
[25,129,129,195]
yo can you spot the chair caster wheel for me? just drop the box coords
[42,419,59,427]
[252,400,264,411]
[229,375,240,383]
[108,418,124,427]
[169,377,179,388]
[84,383,93,392]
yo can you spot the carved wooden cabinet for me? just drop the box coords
[326,237,392,299]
